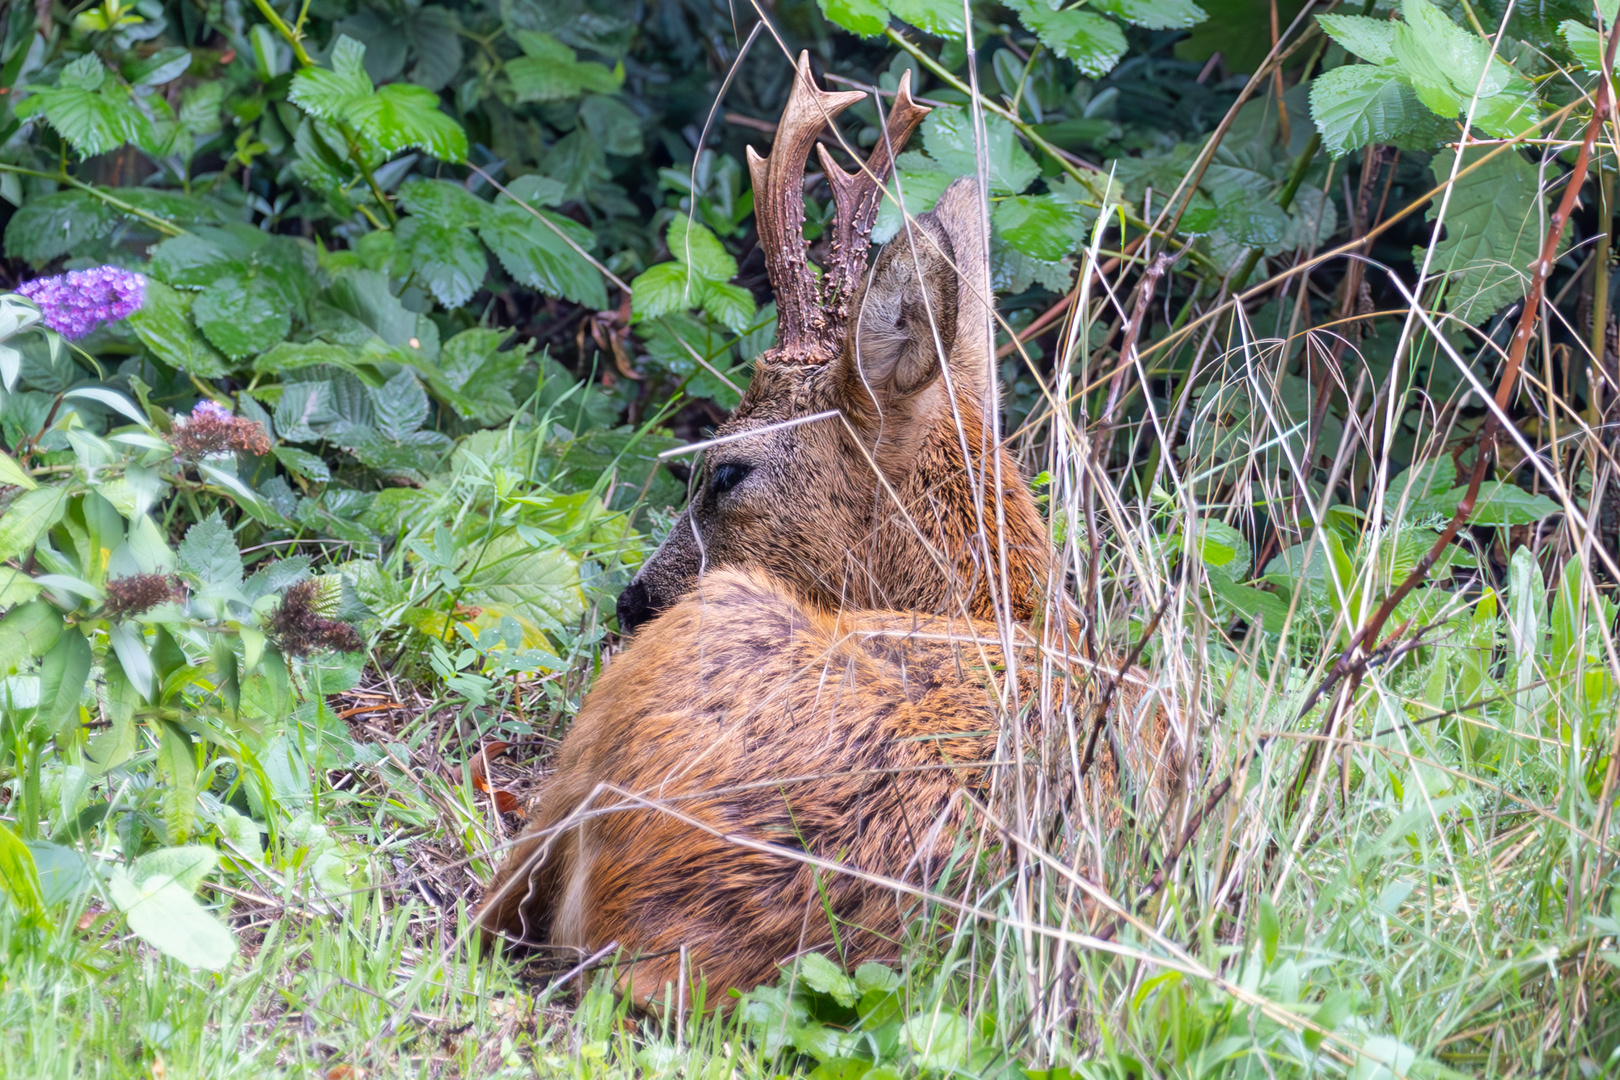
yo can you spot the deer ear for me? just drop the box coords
[837,178,990,414]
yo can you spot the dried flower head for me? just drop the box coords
[15,266,145,340]
[101,573,181,620]
[167,399,273,458]
[266,578,364,657]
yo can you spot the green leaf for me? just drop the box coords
[1391,0,1534,138]
[921,107,1039,194]
[1093,0,1206,30]
[371,370,431,440]
[192,276,291,358]
[993,195,1084,260]
[885,0,965,39]
[3,190,117,263]
[1257,894,1280,964]
[350,82,468,162]
[700,281,757,333]
[128,280,231,378]
[395,216,488,307]
[817,0,890,37]
[899,1011,972,1071]
[1422,147,1565,323]
[1430,481,1562,526]
[178,513,242,588]
[578,95,643,157]
[1013,0,1129,78]
[797,953,859,1008]
[630,262,700,322]
[854,961,901,994]
[0,823,44,921]
[126,46,192,87]
[0,449,36,490]
[1316,14,1397,65]
[106,870,237,970]
[668,214,737,281]
[133,846,219,892]
[479,205,608,309]
[507,32,624,101]
[1310,65,1443,159]
[273,446,331,483]
[0,486,71,563]
[37,630,91,732]
[288,36,374,118]
[17,55,151,157]
[397,178,487,227]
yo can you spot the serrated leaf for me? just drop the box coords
[921,106,1038,194]
[350,82,468,162]
[1310,65,1424,159]
[273,445,331,482]
[667,214,736,281]
[371,369,430,441]
[192,276,290,358]
[508,32,624,101]
[480,206,608,309]
[993,195,1084,260]
[1014,0,1129,78]
[630,262,699,322]
[288,36,374,118]
[578,95,643,156]
[178,513,242,588]
[3,190,118,263]
[1093,0,1206,30]
[1423,147,1564,323]
[1317,14,1397,65]
[796,953,859,1008]
[107,870,237,970]
[700,281,756,333]
[395,216,487,307]
[128,280,231,378]
[886,0,964,38]
[397,178,486,227]
[817,0,890,37]
[17,74,151,158]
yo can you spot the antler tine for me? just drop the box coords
[746,52,864,361]
[815,71,931,323]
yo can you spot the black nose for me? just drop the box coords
[616,579,655,636]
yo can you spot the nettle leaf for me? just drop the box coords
[817,0,889,37]
[289,35,467,162]
[994,195,1085,260]
[922,107,1038,194]
[371,370,431,441]
[1013,0,1129,78]
[479,204,607,309]
[1317,13,1397,65]
[395,216,487,307]
[1422,147,1565,323]
[1093,0,1206,31]
[178,513,243,588]
[507,32,625,102]
[192,276,291,358]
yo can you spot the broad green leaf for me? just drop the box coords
[921,107,1038,194]
[899,1010,972,1071]
[1422,148,1564,323]
[349,82,468,162]
[1317,14,1397,65]
[1562,21,1620,75]
[106,870,237,970]
[288,36,374,118]
[853,962,900,993]
[796,953,859,1008]
[578,95,643,156]
[371,370,431,441]
[134,846,219,892]
[0,600,64,666]
[1310,65,1444,159]
[463,535,584,644]
[273,445,331,482]
[129,280,231,378]
[1211,578,1291,634]
[0,449,37,490]
[37,629,91,732]
[397,178,487,227]
[885,0,965,39]
[817,0,889,37]
[1428,481,1562,526]
[630,262,700,322]
[1013,0,1129,78]
[667,214,736,281]
[0,486,71,563]
[192,276,291,358]
[16,55,151,157]
[1391,0,1534,138]
[507,32,624,101]
[700,281,757,333]
[395,216,487,307]
[1094,0,1206,30]
[3,190,117,262]
[480,205,608,309]
[155,720,199,844]
[993,195,1084,260]
[126,46,192,87]
[107,623,154,700]
[178,512,243,588]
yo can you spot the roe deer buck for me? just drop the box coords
[478,54,1175,1006]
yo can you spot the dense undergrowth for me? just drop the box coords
[0,0,1616,1076]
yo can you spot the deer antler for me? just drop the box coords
[746,53,864,361]
[816,70,930,327]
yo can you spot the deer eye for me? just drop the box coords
[709,462,752,496]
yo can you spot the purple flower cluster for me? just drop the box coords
[15,265,146,340]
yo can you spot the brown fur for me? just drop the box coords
[478,178,1174,1007]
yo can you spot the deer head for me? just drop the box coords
[617,54,1048,633]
